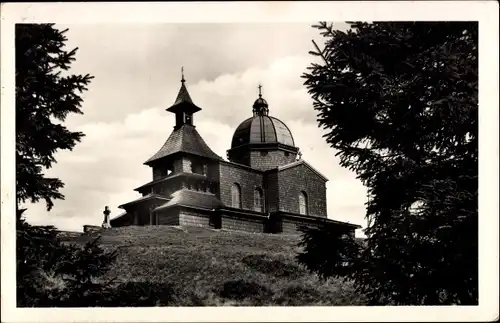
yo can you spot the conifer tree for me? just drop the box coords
[298,22,478,305]
[15,24,117,307]
[16,23,93,212]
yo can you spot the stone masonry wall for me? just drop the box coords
[277,164,327,217]
[221,214,264,233]
[249,150,296,171]
[179,209,210,227]
[173,158,183,174]
[218,162,264,211]
[181,157,192,173]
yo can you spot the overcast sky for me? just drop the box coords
[23,23,368,235]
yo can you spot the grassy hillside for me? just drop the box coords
[62,226,366,306]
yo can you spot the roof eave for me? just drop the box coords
[215,207,269,219]
[277,160,329,182]
[118,195,170,209]
[274,211,361,229]
[166,102,201,113]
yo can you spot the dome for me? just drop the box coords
[231,115,295,148]
[253,97,268,106]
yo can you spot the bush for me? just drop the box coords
[242,254,303,278]
[275,285,321,305]
[16,212,117,307]
[219,279,272,301]
[96,281,175,307]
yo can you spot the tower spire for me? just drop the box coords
[252,83,269,116]
[167,67,201,129]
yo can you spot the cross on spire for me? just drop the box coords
[181,66,185,83]
[258,84,262,98]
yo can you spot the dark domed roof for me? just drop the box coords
[231,115,295,148]
[254,97,268,106]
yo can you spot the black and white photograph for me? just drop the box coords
[1,1,498,322]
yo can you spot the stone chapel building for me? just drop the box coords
[110,75,360,236]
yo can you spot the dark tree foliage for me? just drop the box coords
[15,24,123,307]
[16,209,118,307]
[16,23,93,212]
[297,225,363,279]
[298,22,478,305]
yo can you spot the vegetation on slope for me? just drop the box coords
[61,226,367,306]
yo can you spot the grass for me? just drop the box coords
[61,225,366,306]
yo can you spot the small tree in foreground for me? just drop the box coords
[298,22,478,305]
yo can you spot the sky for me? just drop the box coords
[23,23,368,235]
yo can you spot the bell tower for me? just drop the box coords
[167,67,201,130]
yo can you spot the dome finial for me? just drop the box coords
[253,83,269,116]
[181,66,185,83]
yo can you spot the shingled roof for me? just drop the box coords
[134,172,206,191]
[118,193,170,209]
[167,82,201,112]
[144,125,223,165]
[154,189,223,212]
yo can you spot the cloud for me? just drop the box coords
[192,54,319,127]
[57,23,348,127]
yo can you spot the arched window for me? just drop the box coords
[253,187,264,212]
[231,183,241,208]
[299,191,308,215]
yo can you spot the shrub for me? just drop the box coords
[275,285,321,305]
[219,279,272,301]
[97,281,175,307]
[241,254,303,278]
[16,213,117,307]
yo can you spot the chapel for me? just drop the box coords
[110,74,360,236]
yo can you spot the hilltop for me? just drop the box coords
[61,226,366,306]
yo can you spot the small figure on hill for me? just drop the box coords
[102,206,111,229]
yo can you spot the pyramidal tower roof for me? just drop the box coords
[144,70,222,165]
[167,68,201,113]
[172,80,193,105]
[144,125,222,164]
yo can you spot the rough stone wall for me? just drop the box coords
[249,150,296,171]
[220,214,264,233]
[179,209,210,227]
[173,158,183,173]
[218,162,264,211]
[277,164,328,217]
[181,157,192,173]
